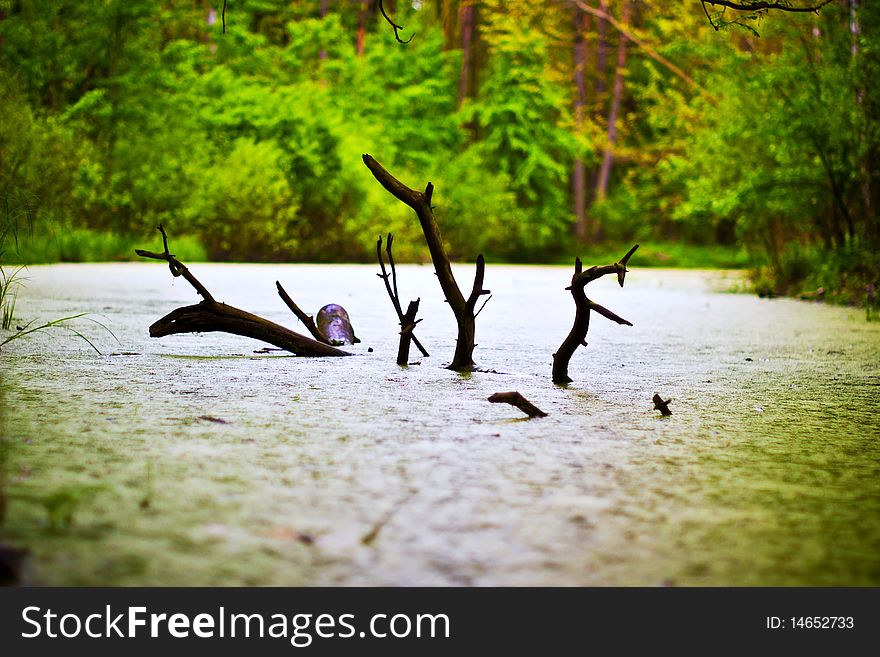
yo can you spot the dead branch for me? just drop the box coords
[377,234,429,358]
[363,155,486,371]
[378,0,414,44]
[552,245,638,384]
[653,393,672,416]
[136,226,349,357]
[135,225,215,303]
[703,0,834,13]
[275,281,327,344]
[488,392,548,418]
[397,299,421,365]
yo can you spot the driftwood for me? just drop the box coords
[363,155,490,371]
[136,226,350,357]
[652,393,672,416]
[488,392,548,418]
[552,245,638,384]
[376,233,428,365]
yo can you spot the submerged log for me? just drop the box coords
[136,226,350,357]
[148,302,348,356]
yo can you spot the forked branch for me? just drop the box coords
[379,0,414,43]
[363,154,486,371]
[135,224,215,303]
[552,245,638,384]
[376,234,429,359]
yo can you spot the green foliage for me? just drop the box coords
[0,307,118,353]
[463,2,577,259]
[0,264,22,330]
[612,3,878,300]
[4,228,206,264]
[186,138,299,260]
[0,0,876,301]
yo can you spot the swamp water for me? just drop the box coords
[1,263,878,586]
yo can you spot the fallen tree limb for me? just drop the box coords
[488,392,548,418]
[363,155,489,371]
[136,226,349,357]
[552,245,638,384]
[148,302,348,356]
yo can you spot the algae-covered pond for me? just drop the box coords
[1,263,878,585]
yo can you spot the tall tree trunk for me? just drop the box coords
[850,0,879,245]
[595,0,630,206]
[573,6,589,240]
[356,0,375,56]
[584,1,610,231]
[594,1,610,101]
[458,1,475,104]
[850,0,860,59]
[440,0,459,50]
[319,0,329,60]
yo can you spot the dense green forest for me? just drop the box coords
[0,1,877,301]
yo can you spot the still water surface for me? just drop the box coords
[1,263,878,585]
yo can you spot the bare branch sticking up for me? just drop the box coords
[135,224,215,303]
[488,392,548,418]
[465,254,491,314]
[376,234,429,359]
[552,245,638,384]
[363,155,485,371]
[275,281,327,344]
